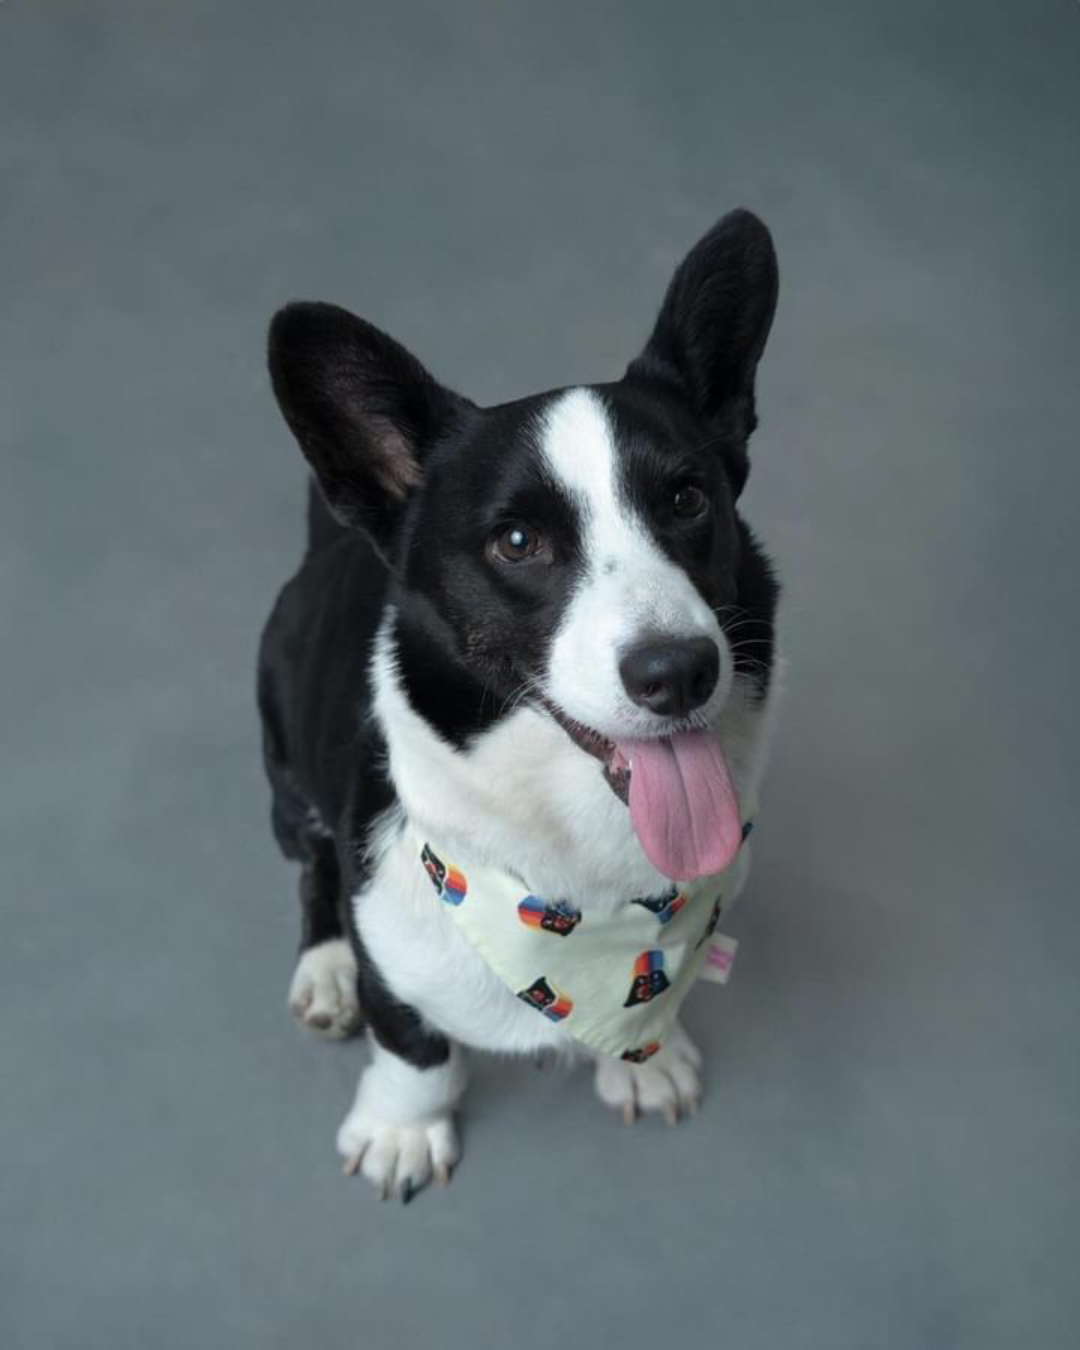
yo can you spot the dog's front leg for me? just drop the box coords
[593,847,753,1126]
[593,1020,703,1125]
[337,1034,467,1201]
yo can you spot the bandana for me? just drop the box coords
[417,815,754,1061]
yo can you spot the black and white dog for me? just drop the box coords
[258,209,781,1199]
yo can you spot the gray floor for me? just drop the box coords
[3,2,1078,1347]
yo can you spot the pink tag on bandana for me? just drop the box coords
[697,933,739,985]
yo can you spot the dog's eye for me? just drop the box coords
[672,484,709,520]
[489,523,547,565]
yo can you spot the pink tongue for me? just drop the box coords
[618,731,743,881]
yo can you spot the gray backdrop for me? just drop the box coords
[3,2,1078,1348]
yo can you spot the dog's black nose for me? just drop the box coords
[618,637,720,718]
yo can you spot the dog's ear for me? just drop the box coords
[268,302,471,549]
[626,210,778,495]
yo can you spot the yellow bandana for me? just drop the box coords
[417,819,753,1061]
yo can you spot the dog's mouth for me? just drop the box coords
[541,700,630,803]
[538,698,743,882]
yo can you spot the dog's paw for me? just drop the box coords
[594,1022,703,1125]
[336,1105,460,1202]
[288,939,362,1039]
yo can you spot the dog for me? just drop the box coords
[258,208,781,1200]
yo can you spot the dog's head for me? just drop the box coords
[268,210,779,881]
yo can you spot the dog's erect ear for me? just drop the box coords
[626,210,778,495]
[268,302,470,547]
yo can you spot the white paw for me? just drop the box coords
[336,1105,461,1202]
[594,1022,704,1125]
[288,939,361,1039]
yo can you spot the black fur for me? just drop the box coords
[626,208,778,496]
[268,303,474,553]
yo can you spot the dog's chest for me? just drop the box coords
[353,729,664,1055]
[355,822,585,1055]
[357,656,776,1054]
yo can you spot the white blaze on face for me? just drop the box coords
[540,388,731,737]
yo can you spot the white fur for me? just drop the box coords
[287,938,361,1039]
[337,1039,465,1195]
[594,1019,704,1121]
[541,388,733,740]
